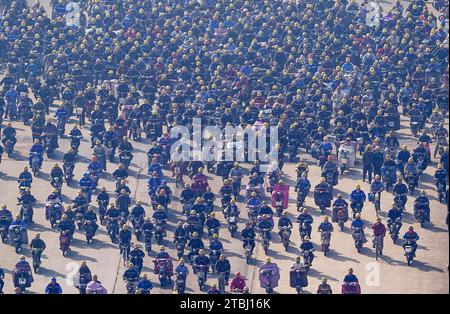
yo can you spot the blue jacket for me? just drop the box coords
[370,181,384,193]
[209,241,223,252]
[396,150,410,163]
[137,279,153,291]
[403,231,419,242]
[351,219,364,229]
[30,144,44,155]
[343,274,359,283]
[350,190,366,203]
[296,178,311,192]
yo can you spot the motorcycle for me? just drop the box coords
[105,140,115,162]
[48,204,63,229]
[290,267,308,294]
[194,264,208,290]
[352,227,364,253]
[299,222,310,241]
[75,212,84,231]
[394,194,407,212]
[69,135,82,154]
[227,215,238,237]
[84,221,96,244]
[14,270,31,293]
[0,217,11,243]
[30,152,42,176]
[301,248,314,268]
[130,119,141,141]
[144,229,153,255]
[404,240,415,266]
[405,175,418,195]
[280,226,291,251]
[259,228,271,255]
[437,181,446,203]
[231,176,241,199]
[314,187,332,214]
[9,225,27,253]
[258,263,280,294]
[5,138,14,157]
[131,216,144,241]
[244,237,253,264]
[57,118,66,137]
[154,219,167,245]
[382,165,397,192]
[153,258,172,287]
[416,207,427,228]
[369,192,381,216]
[125,279,138,294]
[20,204,34,224]
[296,190,307,210]
[31,248,43,273]
[341,282,361,294]
[218,271,228,293]
[60,233,71,257]
[119,150,132,169]
[321,231,331,256]
[374,235,384,260]
[209,250,220,274]
[338,146,355,174]
[175,236,186,260]
[176,273,187,294]
[106,218,119,243]
[389,218,402,244]
[64,162,75,184]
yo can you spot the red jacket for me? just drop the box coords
[372,223,386,237]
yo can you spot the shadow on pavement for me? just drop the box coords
[325,250,360,263]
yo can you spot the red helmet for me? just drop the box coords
[92,156,97,162]
[327,155,333,161]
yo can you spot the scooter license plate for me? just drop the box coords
[19,278,26,285]
[405,247,413,253]
[388,122,395,127]
[76,108,83,115]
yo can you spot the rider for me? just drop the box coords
[402,226,420,256]
[349,185,366,216]
[119,225,132,258]
[351,213,367,243]
[297,208,313,239]
[230,272,246,292]
[45,277,63,294]
[299,236,315,266]
[28,139,44,169]
[343,268,359,283]
[215,254,231,285]
[372,218,386,255]
[278,212,293,239]
[318,216,334,236]
[241,222,256,255]
[187,232,205,262]
[393,178,408,209]
[130,244,145,274]
[1,122,17,151]
[256,214,274,241]
[387,204,403,233]
[136,273,153,294]
[193,249,210,282]
[414,190,430,222]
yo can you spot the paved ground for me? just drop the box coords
[0,0,448,294]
